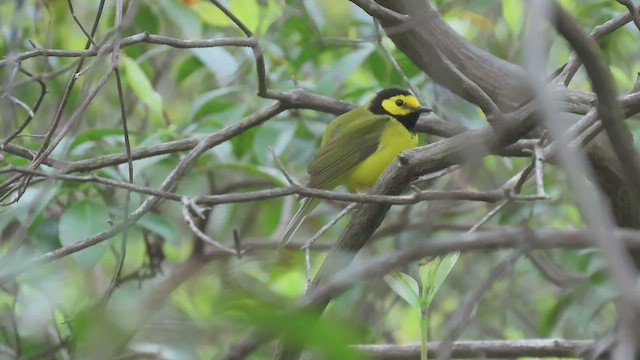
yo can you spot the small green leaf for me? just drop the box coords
[418,258,439,300]
[384,272,421,310]
[58,199,110,266]
[430,252,459,301]
[121,55,164,122]
[419,252,459,305]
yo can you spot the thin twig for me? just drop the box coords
[101,0,132,308]
[302,203,358,250]
[207,0,267,95]
[304,246,312,294]
[534,143,547,196]
[436,251,522,359]
[436,49,504,127]
[181,197,237,254]
[467,200,509,233]
[349,0,408,23]
[269,147,299,186]
[0,34,255,67]
[615,0,640,31]
[557,3,640,85]
[373,20,424,103]
[0,67,46,147]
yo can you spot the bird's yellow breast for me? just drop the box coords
[342,119,418,190]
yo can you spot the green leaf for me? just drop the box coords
[133,3,159,34]
[190,1,229,26]
[117,152,171,180]
[68,128,126,152]
[121,55,164,122]
[316,45,374,96]
[187,86,240,123]
[539,293,572,336]
[58,199,110,266]
[217,289,366,360]
[229,0,281,33]
[384,272,421,310]
[191,47,239,83]
[136,212,180,247]
[157,0,201,37]
[610,65,631,90]
[270,271,306,298]
[175,56,205,84]
[12,185,59,226]
[419,252,459,305]
[31,218,61,252]
[253,122,296,165]
[367,50,392,84]
[430,252,459,300]
[215,162,289,187]
[502,0,523,36]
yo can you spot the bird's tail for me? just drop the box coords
[279,197,319,248]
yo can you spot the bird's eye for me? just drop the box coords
[395,99,404,107]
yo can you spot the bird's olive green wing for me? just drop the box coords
[307,114,389,189]
[320,105,372,146]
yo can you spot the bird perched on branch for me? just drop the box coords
[280,88,433,246]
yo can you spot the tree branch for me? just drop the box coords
[0,33,255,66]
[551,4,640,209]
[354,339,594,359]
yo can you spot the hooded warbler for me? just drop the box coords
[280,88,433,246]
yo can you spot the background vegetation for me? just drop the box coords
[1,0,640,359]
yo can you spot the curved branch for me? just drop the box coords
[551,4,640,204]
[372,0,532,111]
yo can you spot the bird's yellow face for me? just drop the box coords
[368,88,433,131]
[381,94,423,116]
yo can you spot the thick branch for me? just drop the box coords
[373,0,531,111]
[354,339,593,359]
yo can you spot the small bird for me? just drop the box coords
[280,88,433,246]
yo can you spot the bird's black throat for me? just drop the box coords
[392,112,420,133]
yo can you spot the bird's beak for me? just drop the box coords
[415,106,434,114]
